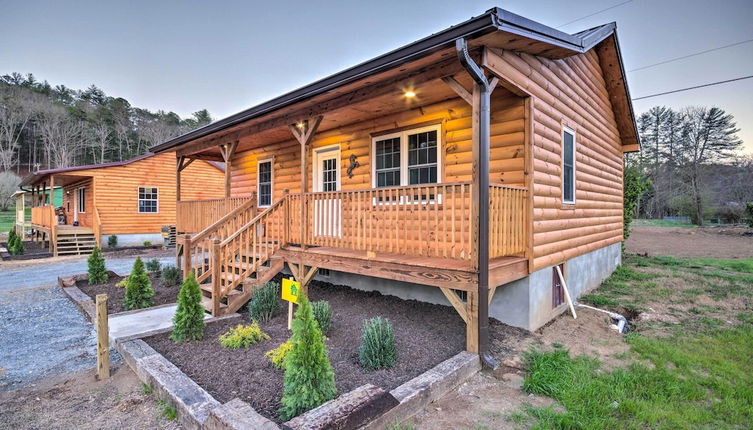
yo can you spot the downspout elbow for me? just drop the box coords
[455,38,488,89]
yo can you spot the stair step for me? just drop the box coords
[199,284,243,296]
[201,296,227,311]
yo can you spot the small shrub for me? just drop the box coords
[107,234,117,248]
[87,247,108,285]
[8,234,24,255]
[219,322,270,349]
[145,258,161,274]
[279,295,336,420]
[746,202,753,228]
[8,227,17,243]
[143,240,152,247]
[115,276,129,288]
[160,265,181,287]
[141,383,153,394]
[312,300,332,334]
[359,317,397,370]
[265,339,293,369]
[248,282,279,323]
[123,257,154,310]
[171,272,205,342]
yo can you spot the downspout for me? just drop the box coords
[455,38,498,370]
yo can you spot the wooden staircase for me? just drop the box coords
[55,227,96,256]
[180,197,288,316]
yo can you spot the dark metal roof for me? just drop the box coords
[151,8,632,153]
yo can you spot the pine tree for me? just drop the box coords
[170,272,205,342]
[87,246,108,284]
[279,295,337,421]
[123,257,154,310]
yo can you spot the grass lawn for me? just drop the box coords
[513,254,753,429]
[632,218,696,228]
[0,208,30,231]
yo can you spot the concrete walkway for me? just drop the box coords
[0,255,174,391]
[108,304,211,344]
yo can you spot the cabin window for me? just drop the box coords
[77,187,86,213]
[258,159,273,207]
[138,187,158,213]
[372,124,441,188]
[562,127,576,204]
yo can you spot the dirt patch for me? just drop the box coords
[626,226,753,258]
[0,366,181,430]
[1,240,52,260]
[77,273,180,314]
[144,281,465,423]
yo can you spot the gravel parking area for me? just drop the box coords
[0,254,174,391]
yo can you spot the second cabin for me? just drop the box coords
[152,8,639,352]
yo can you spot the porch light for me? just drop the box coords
[404,90,416,98]
[296,121,305,129]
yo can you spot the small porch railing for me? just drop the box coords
[31,205,55,229]
[176,196,255,233]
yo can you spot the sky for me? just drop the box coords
[1,0,752,153]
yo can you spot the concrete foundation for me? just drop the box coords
[104,233,163,247]
[315,242,622,331]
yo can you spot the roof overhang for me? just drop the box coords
[151,7,639,154]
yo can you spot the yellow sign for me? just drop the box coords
[282,278,301,304]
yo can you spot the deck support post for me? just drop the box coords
[288,262,318,297]
[289,116,323,250]
[211,238,221,316]
[182,234,192,279]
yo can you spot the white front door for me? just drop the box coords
[312,145,341,237]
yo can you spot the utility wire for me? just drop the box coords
[629,38,753,72]
[555,0,633,29]
[632,75,753,101]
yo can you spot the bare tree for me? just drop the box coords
[0,171,21,211]
[36,104,88,168]
[0,85,35,171]
[90,122,110,163]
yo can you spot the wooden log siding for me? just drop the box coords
[483,47,624,271]
[176,196,254,233]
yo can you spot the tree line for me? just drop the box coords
[0,72,212,174]
[629,105,751,226]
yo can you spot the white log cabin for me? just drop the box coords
[152,8,639,354]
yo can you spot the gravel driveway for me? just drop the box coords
[0,255,174,391]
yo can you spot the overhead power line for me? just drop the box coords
[631,75,753,101]
[629,38,753,72]
[555,0,633,29]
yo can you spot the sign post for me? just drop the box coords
[282,277,301,330]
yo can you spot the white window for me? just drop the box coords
[562,127,576,204]
[138,187,158,213]
[258,159,273,207]
[372,124,441,187]
[77,187,86,213]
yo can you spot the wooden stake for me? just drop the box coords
[95,294,110,380]
[288,301,294,330]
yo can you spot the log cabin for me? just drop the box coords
[19,152,225,255]
[152,8,639,356]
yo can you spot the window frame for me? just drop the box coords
[371,123,442,188]
[257,158,274,208]
[137,186,159,214]
[76,187,85,213]
[561,126,576,205]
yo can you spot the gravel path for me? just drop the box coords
[0,255,174,391]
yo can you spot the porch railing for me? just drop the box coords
[176,196,255,233]
[31,205,54,229]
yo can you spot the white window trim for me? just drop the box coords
[562,126,576,205]
[257,158,274,207]
[371,123,442,188]
[312,144,341,192]
[77,187,86,213]
[137,186,159,214]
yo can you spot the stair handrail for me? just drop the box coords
[220,197,286,246]
[191,196,256,243]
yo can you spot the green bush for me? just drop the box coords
[87,247,108,284]
[248,282,279,323]
[265,340,293,369]
[219,322,270,349]
[107,235,117,248]
[623,166,650,240]
[171,272,205,342]
[279,295,336,420]
[8,234,24,255]
[311,300,332,334]
[115,276,129,288]
[160,265,181,287]
[359,317,397,370]
[123,257,154,310]
[143,240,152,247]
[8,227,17,243]
[145,258,161,274]
[746,203,753,228]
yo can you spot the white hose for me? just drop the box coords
[576,303,629,333]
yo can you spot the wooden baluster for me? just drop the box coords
[182,234,192,280]
[211,238,221,316]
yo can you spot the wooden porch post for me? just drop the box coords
[49,174,56,256]
[289,116,323,250]
[219,141,238,198]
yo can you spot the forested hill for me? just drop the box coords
[0,72,212,175]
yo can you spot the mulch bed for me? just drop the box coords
[1,240,52,260]
[77,273,180,314]
[144,280,466,423]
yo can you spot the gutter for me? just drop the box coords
[455,37,497,370]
